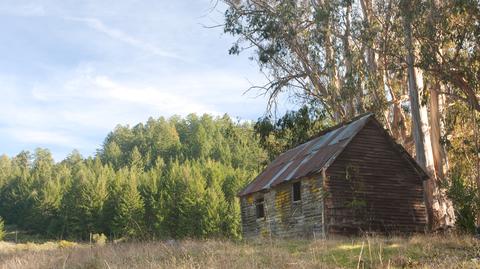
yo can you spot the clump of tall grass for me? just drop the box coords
[0,217,4,241]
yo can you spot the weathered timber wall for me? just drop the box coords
[240,175,324,238]
[324,120,428,234]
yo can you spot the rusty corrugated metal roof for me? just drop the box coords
[238,113,375,196]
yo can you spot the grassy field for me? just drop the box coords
[0,234,479,269]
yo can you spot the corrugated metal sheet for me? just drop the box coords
[238,113,374,196]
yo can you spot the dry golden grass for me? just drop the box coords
[0,234,479,269]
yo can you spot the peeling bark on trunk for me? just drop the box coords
[430,82,447,179]
[416,71,435,172]
[411,69,455,230]
[401,2,434,229]
[426,81,456,229]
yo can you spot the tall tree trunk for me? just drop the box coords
[379,0,408,144]
[429,81,456,228]
[416,71,435,172]
[360,0,376,74]
[420,73,456,230]
[360,0,388,125]
[325,23,342,121]
[428,0,449,180]
[474,109,480,227]
[342,0,355,117]
[401,0,434,229]
[430,82,447,179]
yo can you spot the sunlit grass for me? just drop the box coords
[0,234,478,268]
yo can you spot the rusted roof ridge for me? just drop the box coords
[322,115,373,170]
[305,112,374,142]
[269,112,373,161]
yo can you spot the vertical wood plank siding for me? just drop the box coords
[324,120,427,234]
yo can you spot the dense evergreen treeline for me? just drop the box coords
[0,114,267,240]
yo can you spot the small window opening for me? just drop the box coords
[293,181,301,201]
[256,198,265,219]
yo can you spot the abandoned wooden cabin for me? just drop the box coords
[238,113,428,238]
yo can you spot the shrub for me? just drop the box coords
[92,233,107,246]
[58,240,77,248]
[445,175,479,234]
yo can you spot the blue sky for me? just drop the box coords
[0,0,293,161]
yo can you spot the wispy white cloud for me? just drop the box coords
[94,76,219,114]
[29,65,224,117]
[67,17,184,60]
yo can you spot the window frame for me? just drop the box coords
[255,197,265,219]
[292,181,302,202]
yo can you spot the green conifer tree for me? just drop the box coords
[111,168,145,238]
